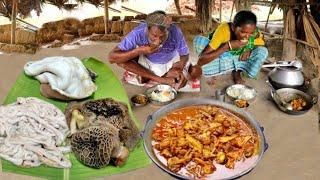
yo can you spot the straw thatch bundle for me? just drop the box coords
[0,24,36,44]
[111,21,124,34]
[89,33,121,42]
[0,43,38,54]
[79,16,106,36]
[301,10,320,74]
[37,18,82,43]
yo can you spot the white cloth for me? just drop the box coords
[138,53,180,77]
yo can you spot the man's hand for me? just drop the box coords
[165,67,187,89]
[188,64,202,81]
[239,50,251,61]
[138,45,160,55]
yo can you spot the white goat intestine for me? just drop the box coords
[0,97,71,168]
[24,56,97,99]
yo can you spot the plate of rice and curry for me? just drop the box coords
[143,98,268,180]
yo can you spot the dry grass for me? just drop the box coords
[37,18,82,44]
[89,33,121,42]
[0,24,36,44]
[302,11,320,74]
[0,43,38,54]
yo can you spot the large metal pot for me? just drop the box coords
[268,67,304,89]
[143,98,268,180]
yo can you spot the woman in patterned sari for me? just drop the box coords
[190,10,268,84]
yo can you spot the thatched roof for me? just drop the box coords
[0,0,118,18]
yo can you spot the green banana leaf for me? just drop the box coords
[1,57,151,180]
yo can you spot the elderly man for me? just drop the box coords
[109,10,189,89]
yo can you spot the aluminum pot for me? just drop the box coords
[268,67,304,89]
[142,98,268,180]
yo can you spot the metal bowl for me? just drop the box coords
[131,94,149,107]
[143,98,268,180]
[270,88,316,115]
[226,84,257,102]
[145,84,177,106]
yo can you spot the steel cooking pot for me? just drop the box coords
[268,66,304,89]
[142,98,268,180]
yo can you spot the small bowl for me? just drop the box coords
[145,84,177,106]
[226,84,257,102]
[131,94,149,107]
[234,99,249,108]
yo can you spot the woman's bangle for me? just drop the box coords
[228,41,233,50]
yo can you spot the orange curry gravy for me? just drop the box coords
[152,105,260,179]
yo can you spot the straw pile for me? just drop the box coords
[111,21,124,34]
[89,33,121,42]
[0,43,38,54]
[0,24,36,44]
[79,16,106,36]
[37,18,82,44]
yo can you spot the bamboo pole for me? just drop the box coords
[264,6,272,31]
[11,0,18,44]
[282,7,297,60]
[230,0,235,21]
[261,31,318,49]
[219,0,222,22]
[121,6,146,15]
[104,0,109,34]
[174,0,182,15]
[185,5,195,12]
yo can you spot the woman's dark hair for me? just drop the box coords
[233,10,257,27]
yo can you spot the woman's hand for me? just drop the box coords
[239,50,251,61]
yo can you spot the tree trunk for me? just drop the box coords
[174,0,182,15]
[282,8,297,60]
[104,0,109,34]
[235,0,251,12]
[195,0,213,33]
[11,0,18,44]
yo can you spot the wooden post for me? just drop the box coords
[219,0,222,22]
[230,0,235,21]
[282,8,297,60]
[11,0,18,44]
[174,0,182,15]
[104,0,109,34]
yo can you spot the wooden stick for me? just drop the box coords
[185,5,195,12]
[250,0,320,6]
[108,7,121,13]
[121,6,146,15]
[264,6,272,31]
[262,31,319,49]
[104,0,109,34]
[219,0,222,22]
[11,0,17,44]
[230,0,235,21]
[174,0,182,15]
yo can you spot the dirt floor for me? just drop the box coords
[0,42,319,180]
